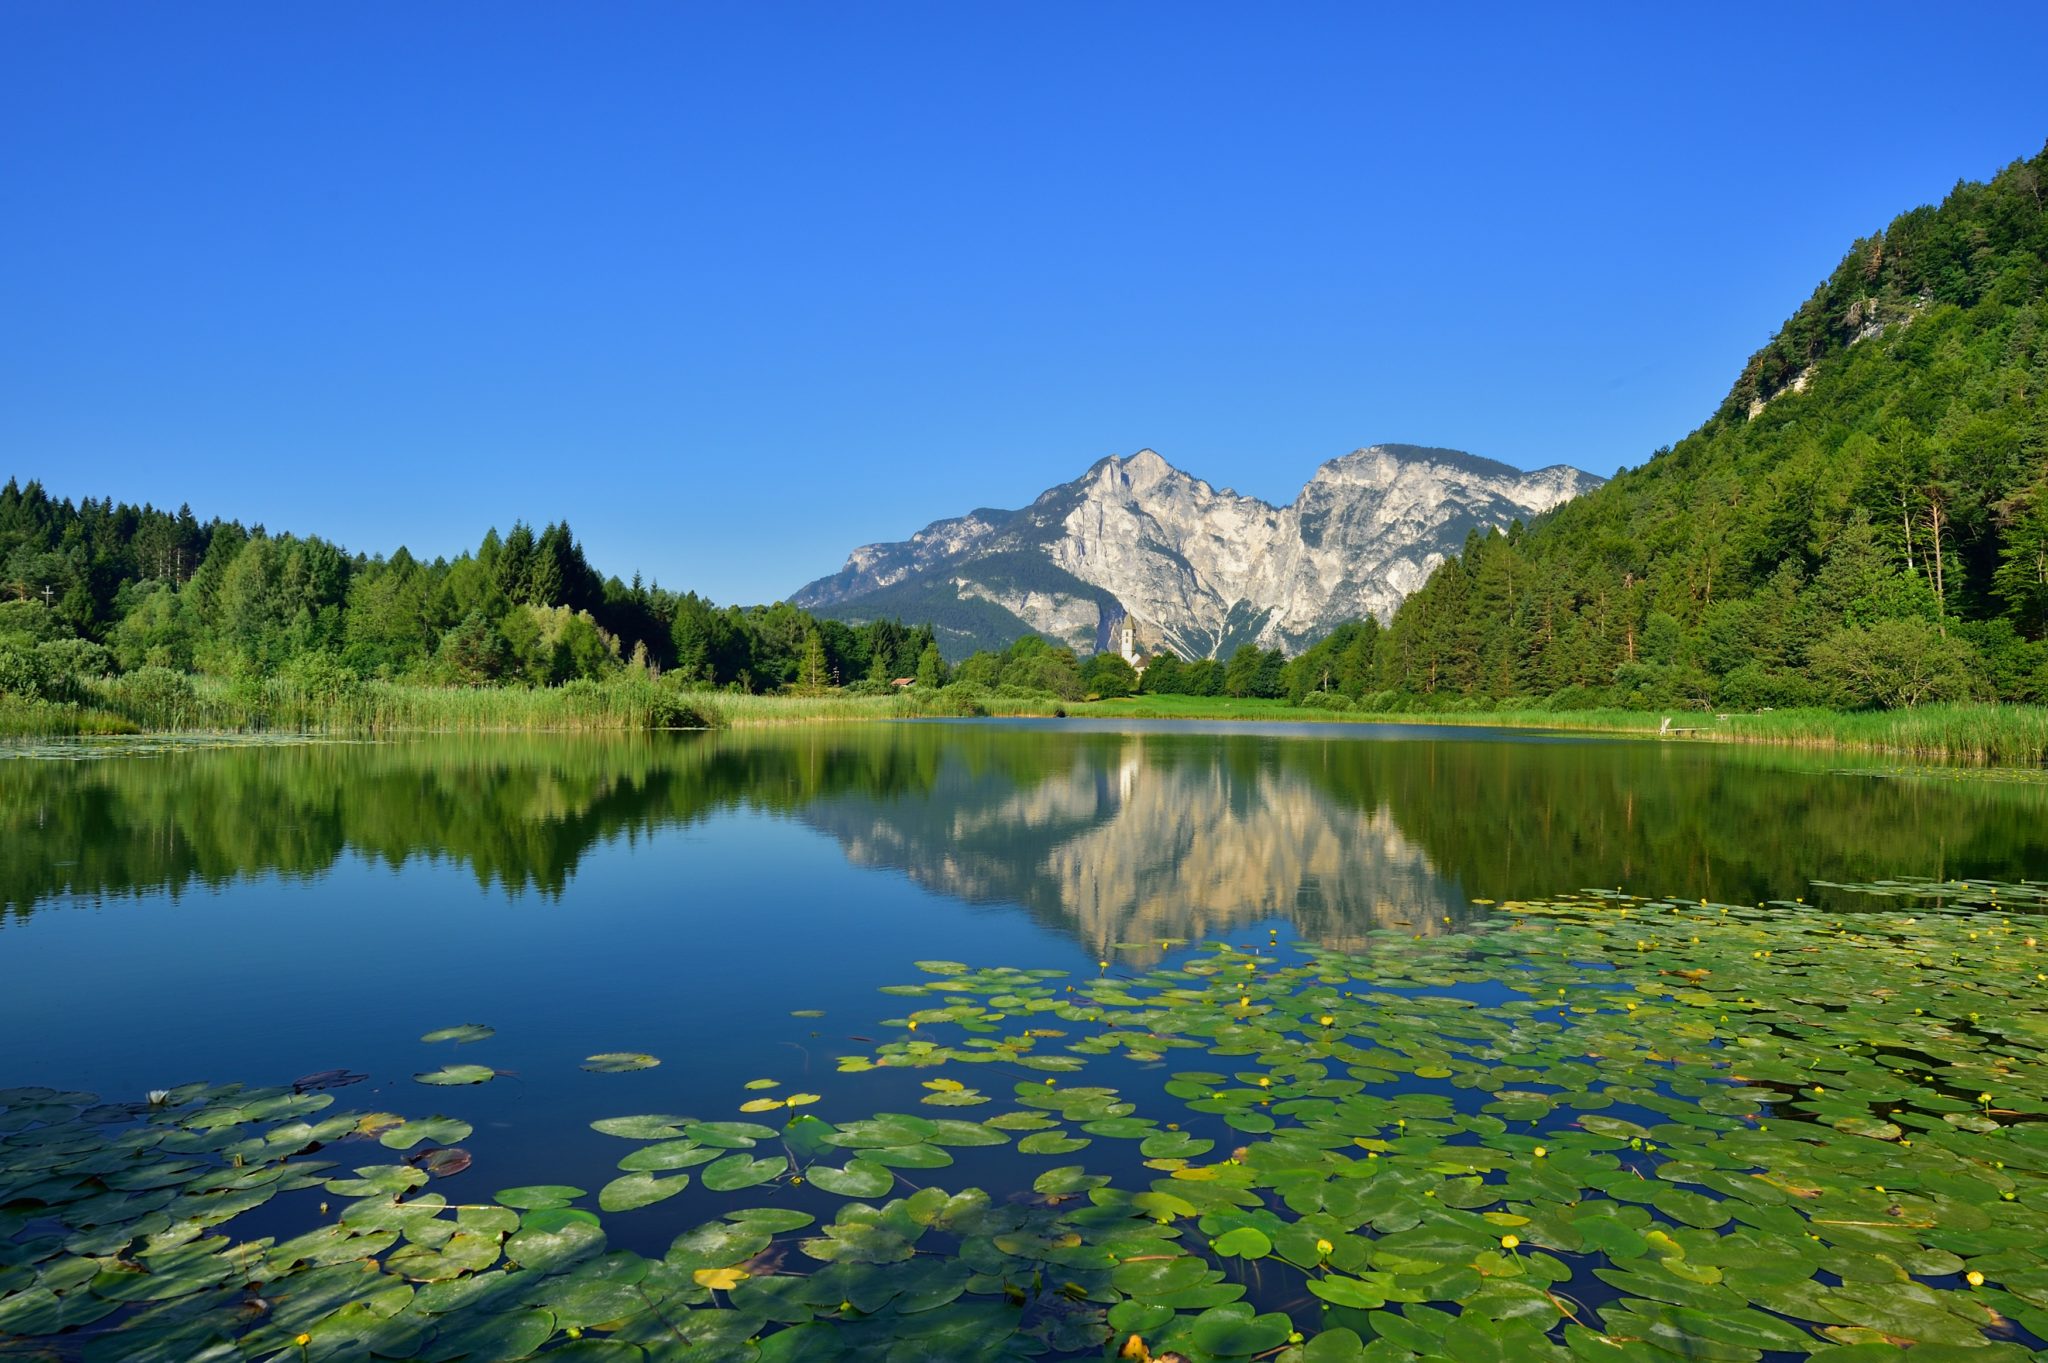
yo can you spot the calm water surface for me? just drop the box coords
[4,720,2045,1253]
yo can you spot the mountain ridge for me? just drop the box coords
[794,444,1602,659]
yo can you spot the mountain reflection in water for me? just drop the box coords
[5,723,2046,954]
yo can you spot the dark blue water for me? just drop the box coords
[4,722,2045,1254]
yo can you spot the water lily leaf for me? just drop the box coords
[581,1053,660,1073]
[1188,1304,1295,1356]
[701,1153,787,1191]
[1212,1226,1272,1259]
[1309,1275,1387,1309]
[806,1161,894,1198]
[1018,1131,1090,1155]
[726,1206,815,1233]
[421,1308,555,1361]
[599,1172,691,1212]
[590,1114,693,1140]
[414,1064,496,1087]
[379,1116,473,1150]
[617,1141,721,1173]
[493,1185,586,1210]
[408,1146,473,1179]
[421,1024,496,1044]
[292,1068,369,1093]
[1111,1254,1209,1297]
[1033,1165,1110,1196]
[666,1222,772,1271]
[922,1120,1008,1147]
[326,1163,430,1197]
[504,1217,605,1274]
[860,1144,953,1169]
[685,1121,778,1148]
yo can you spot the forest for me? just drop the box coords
[1370,144,2048,713]
[0,487,946,702]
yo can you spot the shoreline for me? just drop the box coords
[6,681,2046,765]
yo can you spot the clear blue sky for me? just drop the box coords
[4,4,2046,605]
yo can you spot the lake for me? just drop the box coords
[4,721,2047,1361]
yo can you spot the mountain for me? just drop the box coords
[793,445,1601,659]
[1375,142,2048,709]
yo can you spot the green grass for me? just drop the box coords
[7,674,2045,765]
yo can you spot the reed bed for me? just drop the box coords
[7,673,2044,765]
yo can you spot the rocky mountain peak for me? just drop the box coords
[794,445,1602,659]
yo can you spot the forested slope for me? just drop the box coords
[1378,143,2048,710]
[0,487,937,696]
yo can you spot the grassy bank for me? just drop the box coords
[0,673,1053,738]
[5,674,2045,765]
[1089,696,2048,764]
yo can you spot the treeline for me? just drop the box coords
[1372,143,2048,713]
[0,482,944,703]
[928,626,1379,707]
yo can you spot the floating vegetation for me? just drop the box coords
[0,734,341,763]
[6,886,2048,1359]
[291,1069,368,1094]
[421,1024,497,1045]
[1810,875,2048,909]
[580,1052,662,1074]
[1837,764,2048,787]
[413,1064,500,1087]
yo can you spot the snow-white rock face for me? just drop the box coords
[793,445,1602,658]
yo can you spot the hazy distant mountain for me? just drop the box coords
[793,444,1601,658]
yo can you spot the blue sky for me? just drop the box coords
[4,4,2047,605]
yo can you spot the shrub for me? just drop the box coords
[1808,618,1979,709]
[36,638,115,683]
[114,666,198,727]
[0,642,50,699]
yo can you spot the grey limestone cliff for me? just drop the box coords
[794,444,1601,658]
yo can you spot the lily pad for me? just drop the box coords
[581,1053,661,1073]
[421,1024,496,1045]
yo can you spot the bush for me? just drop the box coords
[0,601,60,645]
[1715,664,1822,711]
[926,683,991,717]
[36,638,116,683]
[1808,618,1979,709]
[0,642,51,699]
[1539,684,1612,712]
[1297,690,1353,712]
[647,686,719,728]
[113,666,198,727]
[277,652,361,705]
